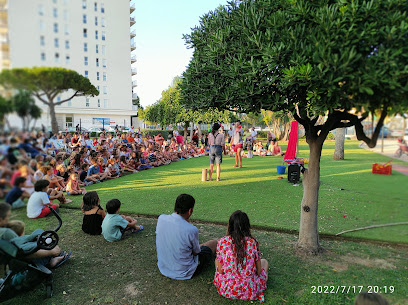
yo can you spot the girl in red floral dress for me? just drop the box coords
[214,210,269,303]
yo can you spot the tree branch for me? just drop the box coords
[53,91,81,106]
[34,93,49,106]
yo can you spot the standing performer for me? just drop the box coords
[208,123,225,181]
[232,121,244,168]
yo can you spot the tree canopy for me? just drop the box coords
[181,0,408,254]
[0,67,99,133]
[181,0,408,147]
[142,77,234,128]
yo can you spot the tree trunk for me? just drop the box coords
[189,122,194,142]
[333,128,346,160]
[297,139,323,254]
[49,103,59,134]
[197,124,202,141]
[183,122,188,142]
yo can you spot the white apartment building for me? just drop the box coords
[1,0,141,131]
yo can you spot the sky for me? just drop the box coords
[134,0,228,108]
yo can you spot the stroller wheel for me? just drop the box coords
[46,284,53,298]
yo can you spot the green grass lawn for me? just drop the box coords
[6,209,408,305]
[65,140,408,243]
[3,140,408,304]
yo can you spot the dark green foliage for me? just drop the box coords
[181,0,408,147]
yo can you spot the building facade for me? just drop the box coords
[2,0,141,131]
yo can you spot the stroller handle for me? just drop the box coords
[48,207,62,232]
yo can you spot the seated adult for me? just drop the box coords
[18,139,41,158]
[154,133,164,147]
[214,210,268,303]
[0,202,70,268]
[269,140,284,156]
[155,194,217,280]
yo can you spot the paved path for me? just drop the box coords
[359,139,408,176]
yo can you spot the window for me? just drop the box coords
[96,58,99,67]
[103,72,107,81]
[82,0,86,9]
[101,17,105,27]
[95,16,98,26]
[63,10,68,21]
[83,28,87,38]
[96,72,100,80]
[102,59,106,68]
[97,99,100,108]
[57,96,61,103]
[84,56,88,66]
[96,44,99,53]
[41,52,46,61]
[84,71,89,78]
[40,36,45,46]
[101,45,106,55]
[84,42,88,52]
[65,40,69,49]
[83,14,87,24]
[97,85,100,92]
[101,3,105,13]
[55,53,60,63]
[66,55,70,64]
[53,23,58,33]
[68,100,72,107]
[39,21,44,31]
[95,30,98,39]
[104,99,107,108]
[86,98,90,107]
[101,31,105,41]
[53,0,57,3]
[54,38,59,48]
[103,86,107,94]
[38,5,44,16]
[53,8,58,18]
[64,24,69,35]
[94,2,97,12]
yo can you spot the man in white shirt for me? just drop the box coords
[250,127,258,144]
[156,194,217,280]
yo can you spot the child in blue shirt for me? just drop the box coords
[101,199,143,242]
[5,177,30,209]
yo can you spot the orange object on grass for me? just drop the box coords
[372,161,392,175]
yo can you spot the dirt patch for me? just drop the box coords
[125,283,141,297]
[324,254,396,272]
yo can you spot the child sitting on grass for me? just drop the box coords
[27,180,61,219]
[101,199,143,242]
[66,173,86,195]
[81,191,106,235]
[5,177,31,209]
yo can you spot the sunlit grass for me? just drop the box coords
[62,140,408,243]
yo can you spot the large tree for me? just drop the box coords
[181,0,408,254]
[0,67,99,133]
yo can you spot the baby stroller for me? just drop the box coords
[0,207,62,301]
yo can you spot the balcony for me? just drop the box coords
[131,43,136,51]
[130,3,135,13]
[132,93,138,100]
[131,68,137,75]
[132,80,137,87]
[131,55,137,63]
[130,16,136,26]
[130,30,136,38]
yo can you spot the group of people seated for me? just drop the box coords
[0,129,210,213]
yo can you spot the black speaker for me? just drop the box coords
[288,163,301,184]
